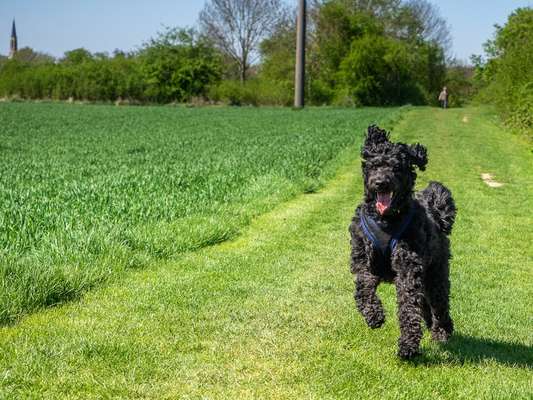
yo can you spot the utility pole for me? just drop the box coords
[294,0,306,108]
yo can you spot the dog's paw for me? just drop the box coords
[397,344,420,360]
[365,309,385,329]
[431,327,452,343]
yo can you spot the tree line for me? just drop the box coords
[1,0,529,116]
[472,7,533,136]
[0,28,221,104]
[0,0,454,106]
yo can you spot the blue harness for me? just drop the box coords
[359,205,415,256]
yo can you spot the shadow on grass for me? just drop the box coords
[416,333,533,368]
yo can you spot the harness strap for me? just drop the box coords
[389,206,415,251]
[360,205,415,254]
[359,212,381,250]
[360,212,390,254]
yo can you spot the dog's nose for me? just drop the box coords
[374,178,388,190]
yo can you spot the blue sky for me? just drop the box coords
[1,0,532,62]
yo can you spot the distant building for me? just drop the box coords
[9,19,17,59]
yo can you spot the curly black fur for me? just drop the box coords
[349,125,457,359]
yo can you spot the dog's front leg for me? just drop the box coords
[350,230,385,328]
[392,246,425,359]
[354,270,385,328]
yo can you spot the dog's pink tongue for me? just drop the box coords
[376,192,392,215]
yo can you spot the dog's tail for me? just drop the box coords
[417,182,456,235]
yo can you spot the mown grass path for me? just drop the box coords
[1,107,532,399]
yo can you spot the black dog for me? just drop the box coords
[349,126,456,359]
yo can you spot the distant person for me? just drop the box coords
[438,87,449,109]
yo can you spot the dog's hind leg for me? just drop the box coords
[354,271,385,329]
[422,296,433,329]
[392,247,425,359]
[426,263,454,342]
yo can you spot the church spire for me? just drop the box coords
[9,19,18,59]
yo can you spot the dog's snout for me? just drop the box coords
[372,176,390,191]
[375,178,387,189]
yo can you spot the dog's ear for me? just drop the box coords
[408,143,428,171]
[362,125,389,159]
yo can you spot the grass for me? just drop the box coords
[0,103,401,324]
[0,106,531,399]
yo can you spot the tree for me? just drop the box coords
[139,27,222,102]
[444,59,474,107]
[260,18,296,84]
[334,0,401,18]
[62,48,93,64]
[338,35,424,105]
[492,7,533,55]
[398,0,452,53]
[473,7,533,133]
[315,2,383,83]
[12,47,55,64]
[199,0,286,83]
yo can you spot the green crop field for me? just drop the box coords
[0,103,400,324]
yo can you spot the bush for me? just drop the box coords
[139,28,222,103]
[475,7,533,136]
[507,82,533,132]
[209,79,292,106]
[337,35,425,106]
